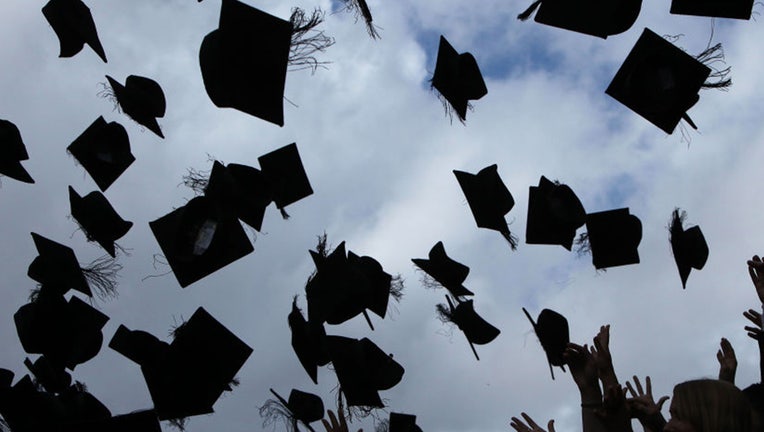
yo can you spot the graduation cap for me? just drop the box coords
[517,0,641,38]
[258,143,314,219]
[411,241,473,297]
[583,208,642,269]
[670,0,754,20]
[261,388,324,432]
[288,297,329,384]
[205,161,273,231]
[111,308,252,420]
[200,0,292,126]
[389,413,423,432]
[523,308,569,379]
[0,119,34,184]
[28,233,91,297]
[42,0,107,62]
[67,117,134,192]
[526,176,586,250]
[149,195,254,288]
[437,296,500,360]
[454,164,517,249]
[431,35,487,123]
[105,75,166,138]
[24,356,72,394]
[69,186,133,257]
[326,336,404,408]
[669,209,709,289]
[606,28,729,134]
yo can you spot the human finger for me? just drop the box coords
[645,376,653,397]
[328,410,340,430]
[717,349,724,364]
[510,417,528,432]
[322,419,332,432]
[337,407,348,432]
[656,396,669,410]
[634,376,644,396]
[521,412,541,430]
[625,380,636,398]
[547,419,555,432]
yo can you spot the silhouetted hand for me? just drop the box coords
[625,375,668,432]
[748,256,764,304]
[564,343,602,407]
[322,408,362,432]
[716,338,737,384]
[744,309,763,341]
[510,413,555,432]
[591,325,619,390]
[594,385,633,432]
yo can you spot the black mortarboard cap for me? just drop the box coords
[669,209,709,289]
[449,299,500,346]
[0,119,34,183]
[523,308,569,379]
[69,186,133,257]
[24,356,72,393]
[526,176,587,250]
[454,164,517,249]
[258,143,313,216]
[269,388,325,424]
[140,308,253,420]
[288,297,329,384]
[606,28,711,134]
[199,0,292,126]
[517,0,641,38]
[105,75,166,138]
[670,0,754,19]
[347,251,393,319]
[27,233,91,297]
[431,36,487,123]
[389,413,423,432]
[585,208,642,269]
[206,161,273,231]
[412,241,473,297]
[42,0,107,62]
[108,324,170,366]
[67,117,134,192]
[149,195,254,287]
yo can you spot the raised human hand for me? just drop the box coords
[748,256,764,304]
[591,325,618,389]
[717,338,737,384]
[744,309,763,341]
[625,375,669,420]
[322,408,362,432]
[563,343,600,400]
[510,413,555,432]
[594,384,633,432]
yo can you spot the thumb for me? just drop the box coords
[656,396,670,410]
[547,420,555,432]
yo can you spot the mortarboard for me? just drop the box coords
[42,0,107,62]
[606,28,712,134]
[69,186,133,257]
[584,208,642,269]
[526,176,586,250]
[669,209,709,289]
[431,36,487,123]
[105,75,166,138]
[0,119,35,184]
[204,161,273,231]
[517,0,641,38]
[438,296,500,360]
[199,0,292,126]
[24,356,72,394]
[523,308,569,379]
[266,388,325,428]
[454,165,517,249]
[288,297,329,384]
[27,233,91,297]
[389,413,423,432]
[412,241,474,298]
[67,117,134,192]
[670,0,754,20]
[149,195,254,288]
[258,143,314,219]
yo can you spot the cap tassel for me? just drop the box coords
[166,418,189,431]
[81,254,123,300]
[289,7,335,73]
[501,229,519,251]
[389,274,405,302]
[696,43,732,90]
[182,167,210,196]
[356,0,381,39]
[573,232,591,257]
[259,393,299,432]
[280,207,291,220]
[669,209,686,242]
[517,0,542,21]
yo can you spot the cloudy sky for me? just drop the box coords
[2,0,764,431]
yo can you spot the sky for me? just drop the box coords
[1,0,764,431]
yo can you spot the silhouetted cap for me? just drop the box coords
[526,176,586,250]
[27,233,91,297]
[106,75,166,138]
[42,0,107,62]
[606,28,711,134]
[258,143,314,217]
[585,208,642,269]
[671,0,753,19]
[446,298,501,346]
[200,0,292,126]
[431,35,487,123]
[206,161,272,231]
[517,0,641,38]
[67,116,134,192]
[389,413,423,432]
[24,356,72,393]
[454,164,517,249]
[149,195,254,287]
[109,324,170,366]
[288,297,329,384]
[669,209,708,289]
[326,336,404,407]
[0,119,34,184]
[69,186,133,257]
[347,251,393,319]
[412,241,473,297]
[270,388,325,425]
[523,308,569,379]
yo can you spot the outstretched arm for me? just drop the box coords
[624,376,668,432]
[564,343,607,432]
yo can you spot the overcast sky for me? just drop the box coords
[2,1,764,431]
